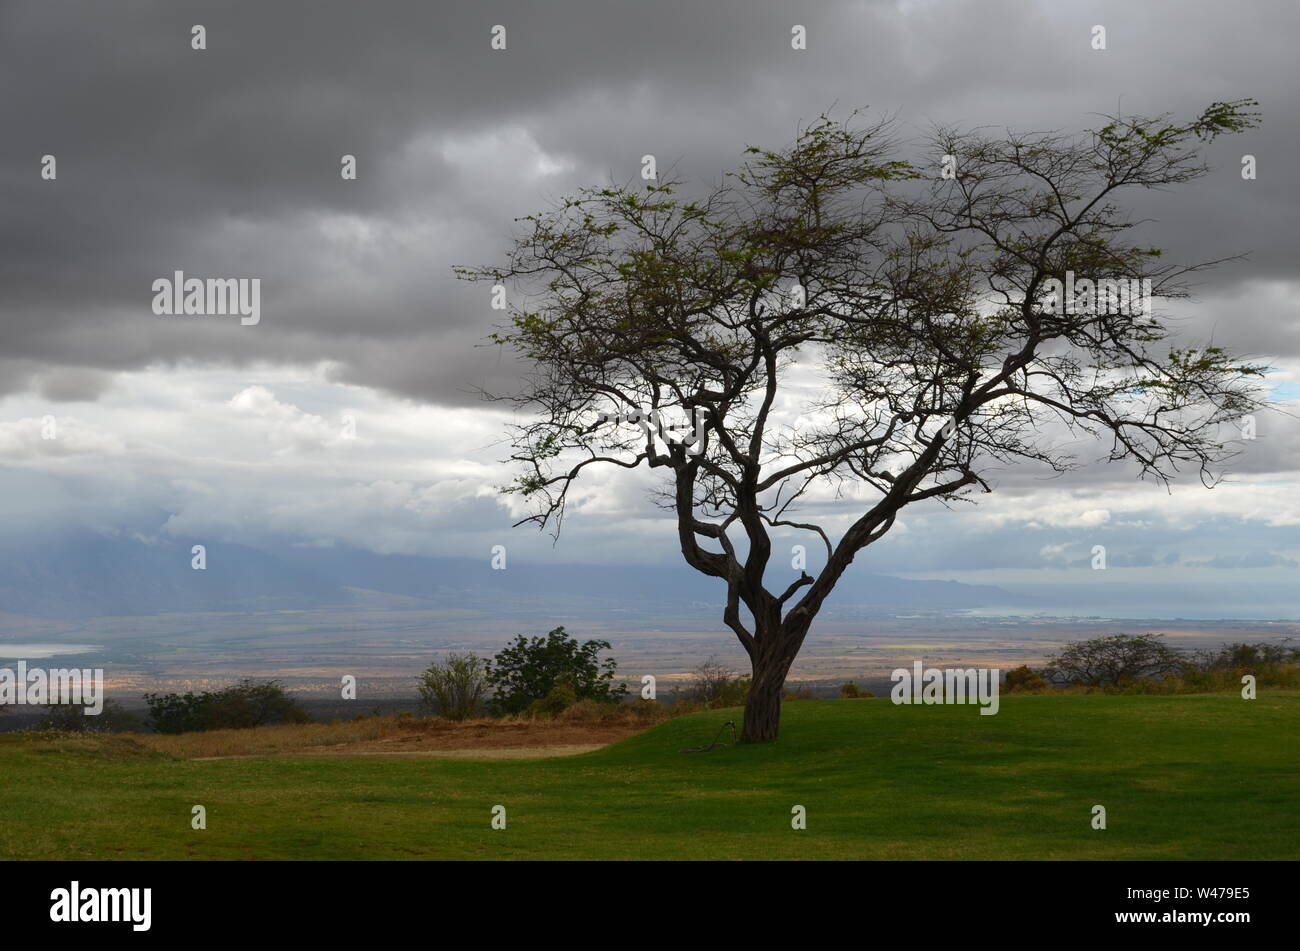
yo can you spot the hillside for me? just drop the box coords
[2,692,1295,860]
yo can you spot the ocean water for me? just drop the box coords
[958,604,1300,622]
[0,644,102,659]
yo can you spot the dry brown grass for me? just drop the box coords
[127,709,664,760]
[265,743,611,761]
[0,731,165,761]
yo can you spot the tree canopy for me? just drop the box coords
[460,100,1265,741]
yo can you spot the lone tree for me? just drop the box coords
[1044,633,1183,687]
[461,101,1265,742]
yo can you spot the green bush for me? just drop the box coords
[203,679,311,730]
[1182,642,1300,689]
[486,627,626,715]
[144,679,310,734]
[39,699,139,733]
[141,690,208,734]
[527,674,579,718]
[1004,665,1049,693]
[418,652,488,720]
[1193,641,1300,671]
[679,656,751,708]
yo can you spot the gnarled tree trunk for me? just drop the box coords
[740,626,804,743]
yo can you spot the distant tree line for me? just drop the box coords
[1004,634,1300,692]
[7,631,1294,737]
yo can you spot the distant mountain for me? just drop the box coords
[0,532,345,618]
[0,531,1018,618]
[284,545,1018,612]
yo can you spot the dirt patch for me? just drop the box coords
[133,715,652,760]
[194,743,609,762]
[339,722,641,752]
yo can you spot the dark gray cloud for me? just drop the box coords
[3,0,1298,406]
[34,366,115,402]
[1,1,1297,589]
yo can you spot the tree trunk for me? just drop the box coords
[741,650,789,743]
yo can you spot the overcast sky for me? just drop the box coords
[1,0,1297,609]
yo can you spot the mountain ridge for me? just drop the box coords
[0,531,1019,619]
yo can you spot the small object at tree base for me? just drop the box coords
[680,720,736,753]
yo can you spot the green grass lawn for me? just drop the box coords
[2,693,1296,860]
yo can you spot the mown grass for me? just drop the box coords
[2,692,1296,860]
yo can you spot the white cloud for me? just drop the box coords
[0,357,1297,572]
[0,415,126,460]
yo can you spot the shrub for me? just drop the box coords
[717,676,751,705]
[1187,641,1300,681]
[527,674,579,718]
[1043,634,1182,687]
[556,697,673,725]
[144,679,310,734]
[486,627,627,715]
[1209,641,1298,669]
[1179,662,1299,692]
[689,657,735,704]
[203,679,311,730]
[1003,665,1049,693]
[142,690,209,734]
[840,681,861,698]
[555,698,614,722]
[418,651,488,720]
[680,656,751,708]
[1124,676,1167,695]
[38,699,139,733]
[1034,638,1300,694]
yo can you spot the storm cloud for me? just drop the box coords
[1,0,1297,600]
